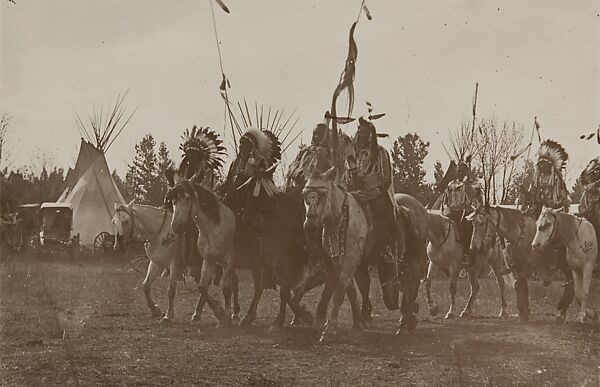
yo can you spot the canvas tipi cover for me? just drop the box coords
[54,139,125,245]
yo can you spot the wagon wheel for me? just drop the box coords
[93,231,113,255]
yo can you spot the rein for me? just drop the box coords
[116,206,169,244]
[491,208,525,245]
[429,216,453,249]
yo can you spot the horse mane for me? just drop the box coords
[492,206,525,232]
[179,181,221,224]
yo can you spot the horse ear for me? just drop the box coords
[322,166,336,181]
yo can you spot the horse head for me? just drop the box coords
[165,172,199,234]
[468,205,497,253]
[532,207,558,253]
[302,166,336,236]
[112,199,135,251]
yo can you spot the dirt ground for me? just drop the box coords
[0,256,598,386]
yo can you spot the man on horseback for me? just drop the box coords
[347,117,399,273]
[521,139,570,218]
[441,159,481,267]
[221,128,282,289]
[578,157,600,254]
[286,123,330,197]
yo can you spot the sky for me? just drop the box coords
[1,0,599,185]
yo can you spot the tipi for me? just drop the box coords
[42,93,134,246]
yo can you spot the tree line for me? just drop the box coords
[0,114,585,213]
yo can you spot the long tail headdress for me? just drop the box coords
[537,139,568,172]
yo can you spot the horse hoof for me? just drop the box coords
[191,314,201,323]
[499,310,508,319]
[241,314,255,327]
[315,317,327,329]
[445,312,456,320]
[231,314,241,326]
[555,314,567,323]
[353,323,364,332]
[460,311,471,319]
[430,304,440,317]
[160,316,172,324]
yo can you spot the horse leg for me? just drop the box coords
[142,261,163,318]
[198,259,226,324]
[556,268,574,323]
[424,260,439,317]
[581,263,597,321]
[460,268,481,318]
[315,275,336,328]
[191,294,206,322]
[232,272,241,324]
[354,263,372,323]
[218,263,236,327]
[320,276,351,342]
[398,263,421,333]
[270,286,289,331]
[445,267,458,320]
[346,279,364,331]
[490,263,508,318]
[572,269,585,323]
[241,267,264,326]
[514,275,530,322]
[160,269,178,324]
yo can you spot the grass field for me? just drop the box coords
[1,255,598,386]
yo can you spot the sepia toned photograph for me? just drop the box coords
[1,0,599,385]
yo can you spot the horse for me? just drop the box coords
[302,166,379,341]
[469,205,575,322]
[532,208,598,323]
[112,201,237,323]
[166,174,237,326]
[424,210,508,319]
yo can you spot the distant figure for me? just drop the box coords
[521,139,570,218]
[441,159,482,266]
[578,157,600,253]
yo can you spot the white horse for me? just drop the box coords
[424,210,508,319]
[112,201,235,323]
[532,207,598,323]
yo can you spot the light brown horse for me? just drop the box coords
[424,210,508,319]
[532,208,598,323]
[166,174,237,326]
[470,206,575,322]
[112,202,237,323]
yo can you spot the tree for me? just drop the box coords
[504,160,534,205]
[445,117,525,205]
[391,132,433,204]
[126,134,158,204]
[112,170,130,202]
[152,142,175,205]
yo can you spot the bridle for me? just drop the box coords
[429,216,453,249]
[115,206,169,244]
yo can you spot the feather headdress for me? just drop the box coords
[537,139,568,172]
[179,126,226,171]
[240,128,281,167]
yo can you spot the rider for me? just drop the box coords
[522,139,570,218]
[441,159,481,267]
[286,122,331,197]
[347,117,399,274]
[578,157,600,252]
[222,128,282,289]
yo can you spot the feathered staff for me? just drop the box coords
[580,124,600,144]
